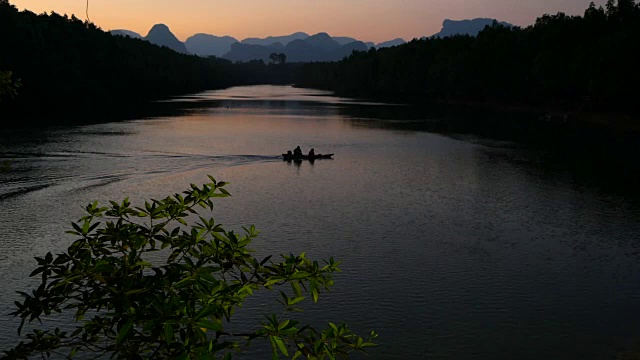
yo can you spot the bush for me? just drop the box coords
[3,177,376,359]
[0,70,20,101]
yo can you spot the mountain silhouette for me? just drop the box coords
[185,33,239,57]
[109,21,511,62]
[223,32,368,63]
[304,32,341,50]
[269,42,285,50]
[333,36,359,45]
[145,24,189,54]
[429,18,513,38]
[376,38,406,49]
[223,43,280,62]
[335,41,369,57]
[241,32,309,47]
[283,39,316,62]
[110,29,142,39]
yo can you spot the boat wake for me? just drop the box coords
[0,151,281,202]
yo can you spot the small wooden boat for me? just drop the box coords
[282,153,334,161]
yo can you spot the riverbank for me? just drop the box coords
[0,93,223,129]
[431,97,640,135]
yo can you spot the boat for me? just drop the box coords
[282,153,334,161]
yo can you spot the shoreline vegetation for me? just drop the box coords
[294,0,640,131]
[0,0,300,126]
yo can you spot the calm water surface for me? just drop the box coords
[1,85,640,359]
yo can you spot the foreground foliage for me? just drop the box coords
[3,177,376,359]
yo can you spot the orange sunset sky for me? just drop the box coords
[10,0,604,43]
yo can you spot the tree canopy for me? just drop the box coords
[270,53,287,65]
[295,0,640,115]
[0,0,299,126]
[0,70,19,101]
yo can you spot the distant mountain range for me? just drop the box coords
[185,34,239,57]
[109,18,512,61]
[109,26,389,61]
[224,32,370,63]
[375,38,406,49]
[241,32,309,47]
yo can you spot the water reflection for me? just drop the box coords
[1,85,640,360]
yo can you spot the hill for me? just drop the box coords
[241,32,309,46]
[224,32,369,62]
[185,33,239,57]
[145,24,189,54]
[108,27,413,61]
[376,38,406,49]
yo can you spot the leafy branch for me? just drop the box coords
[2,176,376,359]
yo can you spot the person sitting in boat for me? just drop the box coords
[293,146,303,157]
[308,148,315,157]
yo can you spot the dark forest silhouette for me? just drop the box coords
[295,0,640,116]
[0,0,298,126]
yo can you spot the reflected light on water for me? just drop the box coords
[1,85,640,359]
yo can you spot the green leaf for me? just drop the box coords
[29,267,45,277]
[291,281,302,297]
[260,255,273,265]
[273,336,289,356]
[71,222,82,234]
[277,320,290,331]
[116,320,133,346]
[196,319,223,331]
[289,272,310,280]
[288,296,305,306]
[329,322,338,333]
[124,288,147,295]
[195,305,219,320]
[81,220,90,235]
[164,323,173,345]
[142,320,158,333]
[70,346,79,357]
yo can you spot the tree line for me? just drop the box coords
[295,0,640,115]
[3,0,638,126]
[0,0,297,126]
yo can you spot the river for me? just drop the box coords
[1,85,640,359]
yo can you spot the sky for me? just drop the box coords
[10,0,605,43]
